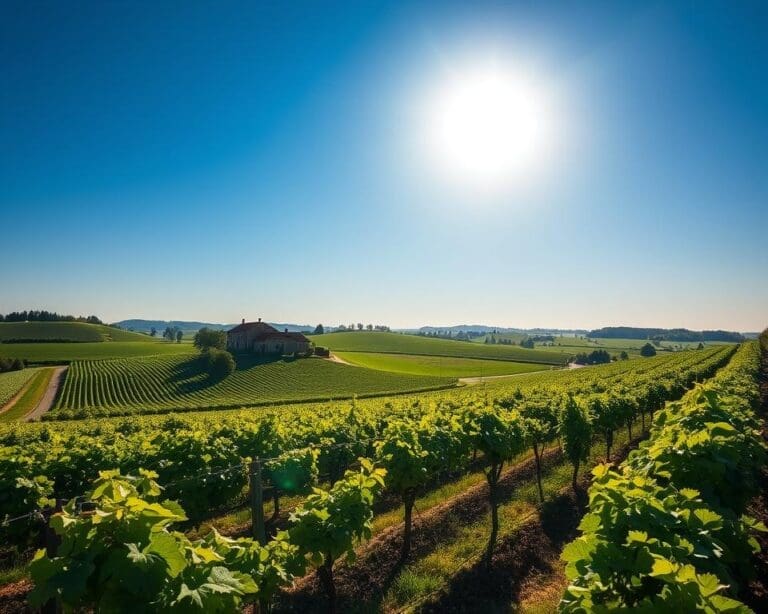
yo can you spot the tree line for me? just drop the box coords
[152,326,183,342]
[0,310,103,324]
[314,324,391,334]
[0,357,25,373]
[588,326,744,342]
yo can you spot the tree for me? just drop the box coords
[314,324,324,335]
[356,323,363,331]
[202,349,235,379]
[150,327,157,337]
[467,407,526,564]
[175,330,183,343]
[193,328,227,352]
[640,342,657,357]
[559,396,592,494]
[619,350,629,360]
[288,461,386,613]
[366,323,373,331]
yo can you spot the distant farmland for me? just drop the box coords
[334,351,550,377]
[52,354,456,417]
[311,331,568,364]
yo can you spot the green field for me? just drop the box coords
[335,351,552,377]
[52,354,456,417]
[0,321,150,343]
[310,331,567,364]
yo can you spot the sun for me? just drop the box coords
[423,60,554,193]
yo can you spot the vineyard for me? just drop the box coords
[2,342,760,612]
[0,340,195,363]
[560,336,767,611]
[51,354,456,417]
[0,368,38,408]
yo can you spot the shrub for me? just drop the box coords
[29,470,300,612]
[202,349,235,379]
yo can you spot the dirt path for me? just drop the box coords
[23,366,66,421]
[325,353,355,366]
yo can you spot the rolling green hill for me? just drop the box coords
[52,354,456,417]
[0,341,195,363]
[0,321,150,343]
[334,352,551,377]
[0,320,194,363]
[311,331,567,364]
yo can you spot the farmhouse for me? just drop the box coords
[227,318,311,355]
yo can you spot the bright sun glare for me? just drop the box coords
[423,60,554,193]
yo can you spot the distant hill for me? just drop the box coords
[587,326,745,343]
[406,325,589,336]
[113,319,314,334]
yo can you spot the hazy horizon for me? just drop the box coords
[0,308,760,334]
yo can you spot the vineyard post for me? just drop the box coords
[42,498,64,614]
[249,458,266,545]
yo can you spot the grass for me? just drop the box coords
[0,367,54,422]
[52,354,456,417]
[334,352,551,378]
[310,331,567,365]
[0,321,150,343]
[0,340,195,363]
[0,368,38,407]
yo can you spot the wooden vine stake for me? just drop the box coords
[249,458,266,545]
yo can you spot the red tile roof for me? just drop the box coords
[227,321,309,343]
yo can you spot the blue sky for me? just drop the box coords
[1,1,766,331]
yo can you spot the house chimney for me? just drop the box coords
[241,318,245,325]
[258,317,261,323]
